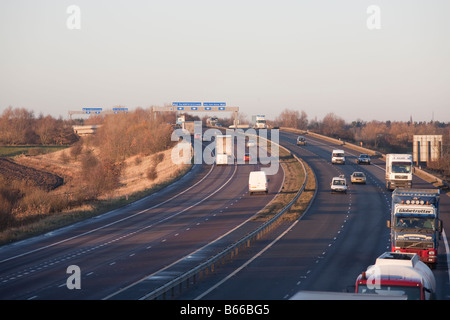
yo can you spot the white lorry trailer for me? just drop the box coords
[216,135,233,165]
[385,154,413,190]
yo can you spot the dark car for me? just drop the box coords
[356,154,371,165]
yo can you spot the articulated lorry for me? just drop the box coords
[216,135,233,165]
[252,115,267,129]
[387,188,442,268]
[355,252,436,300]
[385,154,413,190]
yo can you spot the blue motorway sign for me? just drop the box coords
[82,107,103,112]
[172,102,202,107]
[113,107,128,111]
[171,102,229,112]
[203,102,226,107]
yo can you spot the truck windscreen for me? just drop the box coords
[357,285,420,300]
[392,162,411,173]
[394,216,436,231]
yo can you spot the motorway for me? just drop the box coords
[0,142,284,300]
[177,130,450,300]
[1,130,449,300]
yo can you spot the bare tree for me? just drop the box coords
[321,112,346,138]
[276,109,308,130]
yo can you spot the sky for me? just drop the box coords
[0,0,449,123]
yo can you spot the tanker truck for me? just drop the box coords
[355,252,436,300]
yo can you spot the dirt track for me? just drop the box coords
[0,158,63,191]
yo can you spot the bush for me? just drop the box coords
[60,151,70,164]
[0,193,14,230]
[78,151,122,197]
[70,141,83,160]
[146,166,158,181]
[152,152,165,165]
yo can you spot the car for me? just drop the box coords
[351,171,367,184]
[244,153,251,162]
[246,139,256,147]
[297,136,307,146]
[331,175,347,193]
[357,154,371,165]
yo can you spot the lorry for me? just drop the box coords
[252,115,267,129]
[216,135,233,165]
[385,154,413,190]
[387,188,442,267]
[355,252,436,300]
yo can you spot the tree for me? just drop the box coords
[321,112,346,138]
[36,115,57,145]
[276,109,308,130]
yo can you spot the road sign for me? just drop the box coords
[82,107,103,112]
[172,102,202,107]
[203,102,226,107]
[153,105,238,113]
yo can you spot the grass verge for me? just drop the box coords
[253,140,316,222]
[0,145,69,157]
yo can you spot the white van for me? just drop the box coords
[331,149,345,164]
[249,171,268,195]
